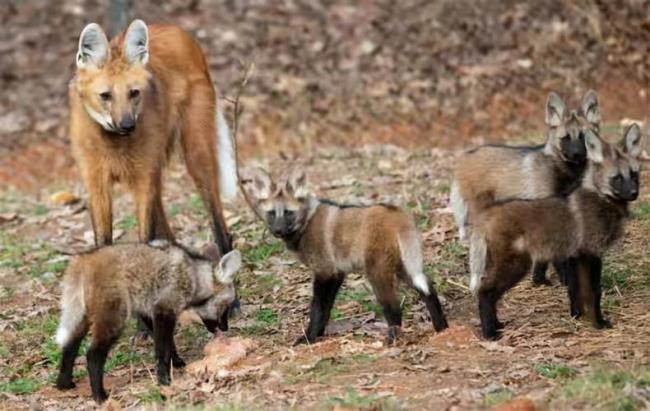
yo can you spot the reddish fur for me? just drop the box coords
[70,24,230,250]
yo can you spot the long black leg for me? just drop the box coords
[563,258,582,318]
[153,309,177,385]
[478,288,500,340]
[532,262,552,286]
[369,278,403,345]
[418,286,448,331]
[55,333,85,390]
[139,315,185,367]
[585,255,611,328]
[553,260,570,286]
[87,335,118,403]
[294,275,344,345]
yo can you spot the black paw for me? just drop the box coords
[433,318,449,332]
[172,354,186,368]
[595,318,613,329]
[157,373,171,386]
[481,327,501,341]
[55,379,75,390]
[92,390,108,404]
[532,277,553,287]
[293,335,317,346]
[386,326,400,346]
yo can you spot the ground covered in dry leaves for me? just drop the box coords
[1,141,650,410]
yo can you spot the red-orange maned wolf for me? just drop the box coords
[69,19,237,255]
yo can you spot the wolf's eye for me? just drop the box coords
[99,92,112,102]
[578,132,585,141]
[129,89,140,99]
[562,135,570,142]
[630,170,639,182]
[285,210,296,219]
[613,174,624,184]
[267,210,276,219]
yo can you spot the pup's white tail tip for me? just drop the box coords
[398,230,430,296]
[469,232,487,295]
[55,278,86,348]
[450,179,468,241]
[217,107,238,202]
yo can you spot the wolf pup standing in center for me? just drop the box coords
[469,125,643,340]
[245,167,448,345]
[451,91,600,285]
[69,20,237,255]
[54,242,241,403]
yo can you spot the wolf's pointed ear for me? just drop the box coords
[545,92,567,127]
[216,250,241,284]
[124,19,149,65]
[76,23,109,69]
[585,129,605,164]
[621,123,642,158]
[286,168,308,200]
[246,167,274,200]
[581,90,601,128]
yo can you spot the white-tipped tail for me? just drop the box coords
[398,230,430,296]
[217,107,238,202]
[469,231,487,295]
[55,278,86,348]
[450,179,468,241]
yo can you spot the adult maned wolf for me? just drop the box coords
[69,19,237,255]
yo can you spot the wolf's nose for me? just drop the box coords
[119,116,135,133]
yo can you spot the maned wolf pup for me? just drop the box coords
[451,91,600,285]
[54,242,241,403]
[469,125,642,339]
[245,167,448,345]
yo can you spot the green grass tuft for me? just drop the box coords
[243,240,284,266]
[535,363,577,379]
[116,214,137,230]
[483,389,514,407]
[557,368,650,411]
[0,378,41,394]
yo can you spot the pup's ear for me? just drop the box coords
[215,250,241,285]
[286,168,308,200]
[245,167,274,200]
[545,92,567,127]
[580,89,601,128]
[584,129,605,164]
[621,123,643,158]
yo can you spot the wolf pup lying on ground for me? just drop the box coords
[469,124,642,340]
[54,241,241,403]
[245,167,448,345]
[451,91,600,285]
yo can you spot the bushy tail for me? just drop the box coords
[217,107,238,201]
[450,179,468,241]
[469,231,487,295]
[55,277,86,348]
[398,229,430,296]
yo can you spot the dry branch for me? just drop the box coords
[224,62,266,224]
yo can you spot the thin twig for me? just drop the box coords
[446,278,469,291]
[224,62,266,223]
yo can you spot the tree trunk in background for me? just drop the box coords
[107,0,132,38]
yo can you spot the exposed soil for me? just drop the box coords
[1,0,649,190]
